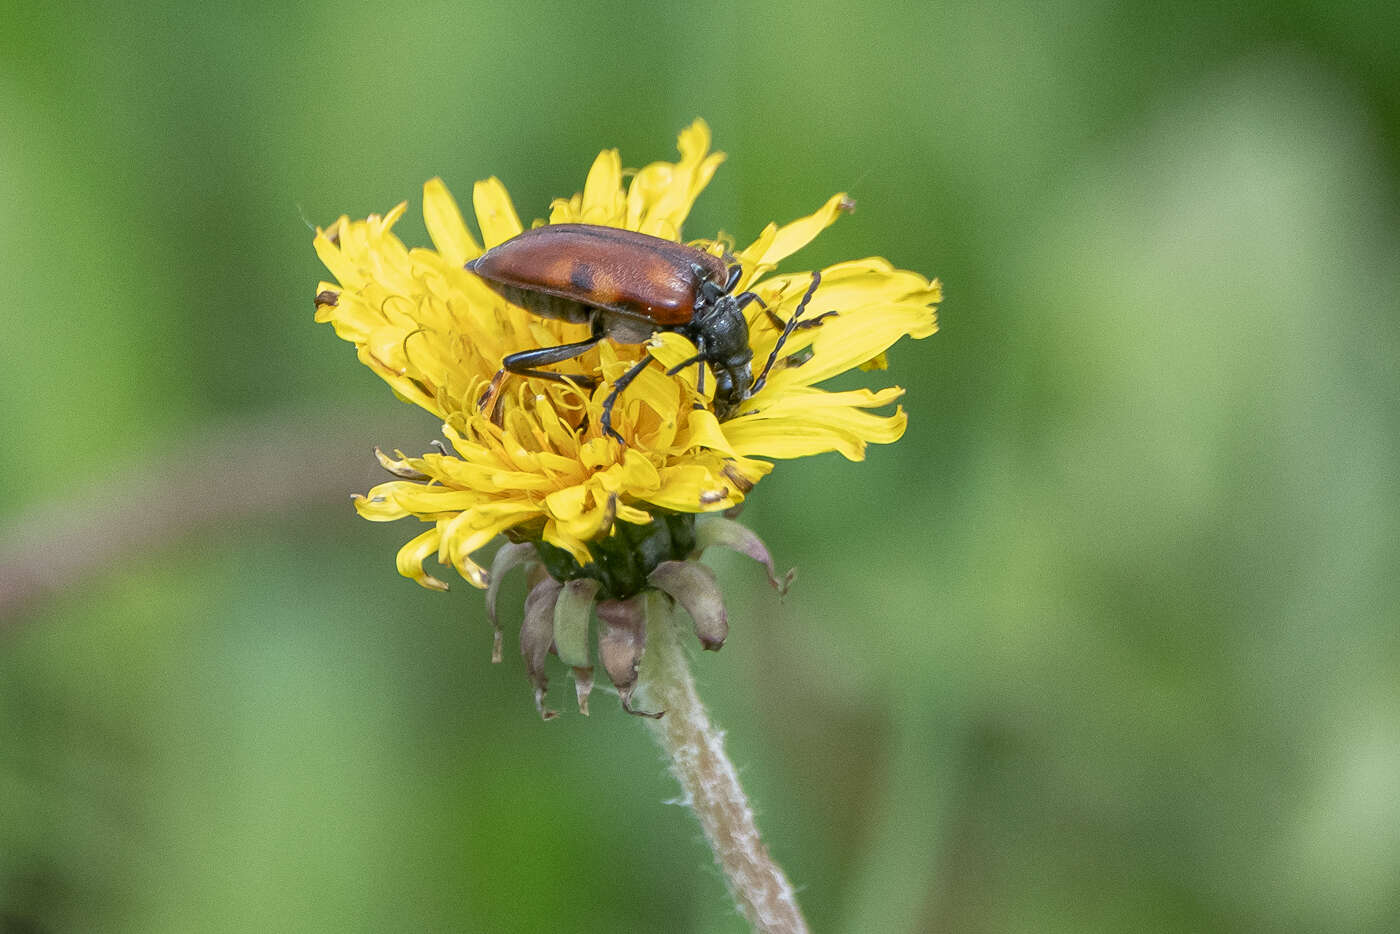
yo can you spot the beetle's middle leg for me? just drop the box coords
[500,335,605,386]
[478,332,604,423]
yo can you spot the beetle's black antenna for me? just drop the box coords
[750,271,822,396]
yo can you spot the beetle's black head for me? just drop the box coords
[711,364,750,419]
[692,294,753,419]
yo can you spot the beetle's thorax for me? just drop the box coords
[689,294,753,418]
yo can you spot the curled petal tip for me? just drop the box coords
[695,517,790,594]
[521,578,564,718]
[572,666,594,716]
[621,690,665,719]
[535,689,559,721]
[777,568,796,598]
[374,447,429,480]
[486,542,536,628]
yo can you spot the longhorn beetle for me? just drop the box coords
[466,223,824,441]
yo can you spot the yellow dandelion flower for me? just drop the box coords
[313,120,940,599]
[315,125,941,931]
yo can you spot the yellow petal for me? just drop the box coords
[355,484,412,521]
[743,385,906,417]
[440,505,537,586]
[314,222,362,289]
[473,177,524,247]
[685,408,737,456]
[770,303,938,388]
[545,484,589,521]
[396,527,449,591]
[554,491,616,540]
[649,464,740,512]
[619,448,662,489]
[580,148,625,223]
[630,119,725,238]
[723,406,908,461]
[615,502,652,525]
[423,178,482,265]
[738,193,850,270]
[541,520,593,567]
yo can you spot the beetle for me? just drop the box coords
[465,223,823,441]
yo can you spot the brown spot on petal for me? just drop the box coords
[699,487,730,506]
[374,447,429,480]
[721,463,755,494]
[839,195,857,214]
[315,289,339,308]
[476,368,507,422]
[598,492,618,537]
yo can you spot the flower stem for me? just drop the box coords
[639,593,810,934]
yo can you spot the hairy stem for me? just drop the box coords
[639,593,809,934]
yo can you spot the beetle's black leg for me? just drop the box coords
[664,350,710,402]
[765,305,835,331]
[723,264,744,292]
[750,270,822,396]
[757,291,834,332]
[664,353,705,376]
[735,291,769,318]
[800,310,839,328]
[599,354,657,443]
[480,334,604,426]
[501,335,604,388]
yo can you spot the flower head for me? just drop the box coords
[314,121,940,715]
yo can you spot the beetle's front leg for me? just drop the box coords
[665,347,711,407]
[599,354,657,444]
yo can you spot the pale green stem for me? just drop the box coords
[638,592,810,934]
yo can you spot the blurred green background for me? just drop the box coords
[3,1,1398,931]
